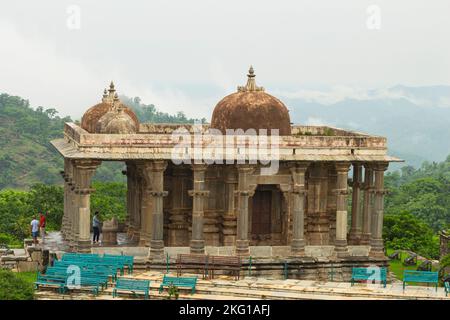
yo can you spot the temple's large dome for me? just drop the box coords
[210,67,291,135]
[81,82,139,133]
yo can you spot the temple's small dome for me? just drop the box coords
[80,82,139,133]
[103,108,137,134]
[210,67,291,135]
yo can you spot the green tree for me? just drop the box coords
[383,212,439,259]
[90,182,127,222]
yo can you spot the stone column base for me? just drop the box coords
[149,240,164,261]
[78,240,91,253]
[139,233,150,247]
[235,240,250,256]
[222,214,237,246]
[290,239,305,256]
[334,239,349,258]
[360,233,371,245]
[348,231,362,245]
[370,238,385,257]
[190,240,205,254]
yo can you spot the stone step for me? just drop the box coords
[35,289,255,301]
[34,271,449,300]
[129,273,447,300]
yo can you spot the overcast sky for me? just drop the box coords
[0,0,449,119]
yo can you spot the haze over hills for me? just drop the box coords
[278,85,450,169]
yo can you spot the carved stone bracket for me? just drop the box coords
[150,191,168,197]
[333,188,349,196]
[188,190,210,197]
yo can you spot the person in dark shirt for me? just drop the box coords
[92,211,101,244]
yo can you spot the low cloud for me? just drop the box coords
[275,86,450,108]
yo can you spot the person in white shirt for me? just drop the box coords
[30,216,39,246]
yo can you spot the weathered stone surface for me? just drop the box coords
[348,246,370,257]
[305,246,335,258]
[249,246,272,257]
[102,217,119,246]
[1,255,28,262]
[17,261,39,272]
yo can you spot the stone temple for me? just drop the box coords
[51,67,402,279]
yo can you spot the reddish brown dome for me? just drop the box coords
[210,67,291,135]
[80,82,139,133]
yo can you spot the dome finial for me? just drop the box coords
[237,66,264,92]
[108,81,116,98]
[248,65,255,77]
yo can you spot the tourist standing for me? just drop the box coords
[93,211,101,244]
[39,212,46,243]
[30,216,39,246]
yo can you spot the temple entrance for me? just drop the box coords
[252,190,272,236]
[250,185,285,245]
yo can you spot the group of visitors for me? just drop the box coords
[30,212,46,246]
[29,211,103,246]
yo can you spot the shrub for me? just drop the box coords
[0,269,35,300]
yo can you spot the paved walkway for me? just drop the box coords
[40,231,136,253]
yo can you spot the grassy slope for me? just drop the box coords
[386,248,439,287]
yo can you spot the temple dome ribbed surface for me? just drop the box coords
[210,67,291,135]
[81,82,139,133]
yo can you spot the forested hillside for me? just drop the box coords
[0,94,67,188]
[0,93,199,189]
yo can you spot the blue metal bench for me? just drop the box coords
[351,267,387,287]
[158,275,197,294]
[103,254,134,274]
[403,270,438,291]
[112,278,150,299]
[34,273,66,293]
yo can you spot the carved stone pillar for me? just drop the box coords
[204,168,222,246]
[73,159,101,252]
[290,162,309,256]
[334,162,350,258]
[188,164,209,254]
[235,166,254,257]
[68,176,77,249]
[370,162,389,257]
[361,164,374,245]
[60,159,72,240]
[349,163,363,244]
[168,166,190,246]
[124,162,140,242]
[306,164,330,245]
[222,167,238,246]
[68,160,78,250]
[137,163,152,247]
[147,161,168,261]
[327,166,337,245]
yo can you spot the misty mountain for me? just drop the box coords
[283,85,450,169]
